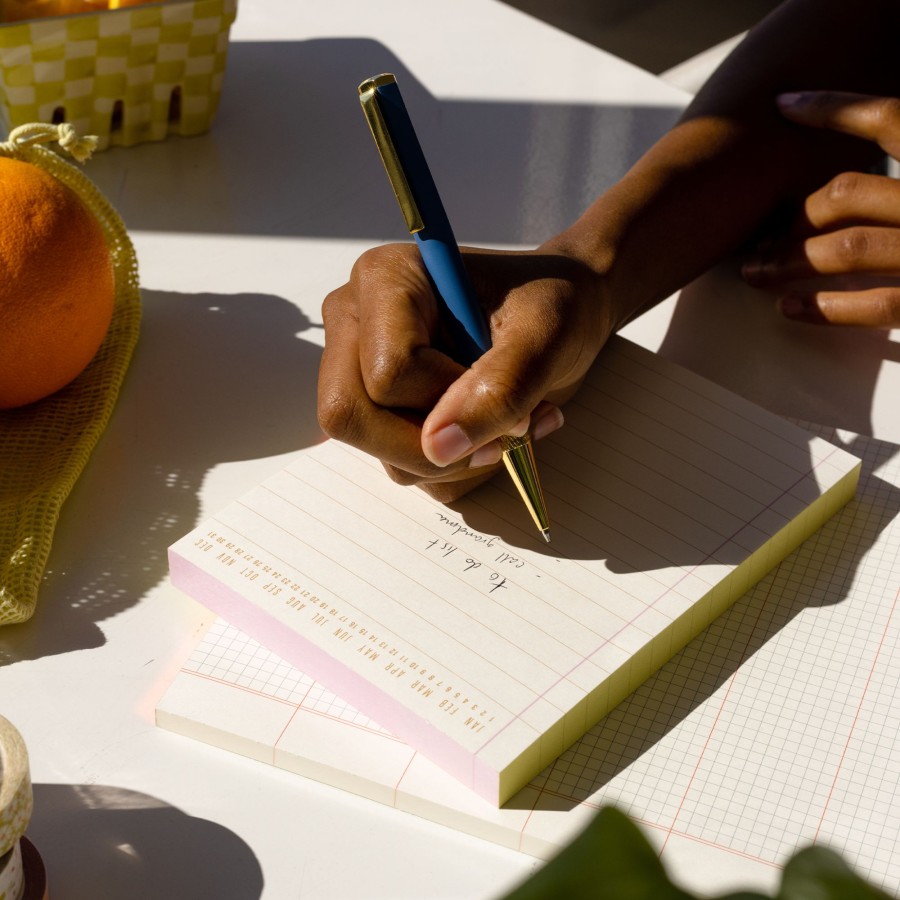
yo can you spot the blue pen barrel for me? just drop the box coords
[375,77,492,365]
[415,232,490,366]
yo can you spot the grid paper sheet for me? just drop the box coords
[158,423,899,897]
[165,337,859,805]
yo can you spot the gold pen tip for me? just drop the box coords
[541,529,551,543]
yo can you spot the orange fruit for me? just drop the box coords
[0,156,115,410]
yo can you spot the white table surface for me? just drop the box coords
[2,2,898,899]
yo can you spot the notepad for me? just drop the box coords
[157,426,900,896]
[167,336,861,805]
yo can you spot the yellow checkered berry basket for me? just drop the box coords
[0,0,237,149]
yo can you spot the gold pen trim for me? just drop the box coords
[358,74,424,234]
[499,434,551,541]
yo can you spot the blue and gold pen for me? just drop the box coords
[358,73,551,542]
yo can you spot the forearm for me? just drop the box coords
[547,0,899,328]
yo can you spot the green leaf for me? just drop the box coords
[499,807,896,900]
[777,846,896,900]
[500,807,695,900]
[712,894,771,900]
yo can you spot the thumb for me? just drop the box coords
[420,339,551,467]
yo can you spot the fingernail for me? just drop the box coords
[531,405,564,441]
[742,254,780,283]
[778,294,803,317]
[778,293,824,322]
[469,441,503,468]
[425,423,473,467]
[776,91,806,109]
[741,258,765,282]
[508,415,531,438]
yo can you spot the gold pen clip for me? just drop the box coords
[358,74,424,234]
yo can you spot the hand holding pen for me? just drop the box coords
[360,72,559,539]
[317,75,613,529]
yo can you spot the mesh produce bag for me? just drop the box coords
[0,123,141,624]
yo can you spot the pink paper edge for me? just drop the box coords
[168,545,502,805]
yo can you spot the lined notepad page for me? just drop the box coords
[157,426,900,896]
[167,337,860,804]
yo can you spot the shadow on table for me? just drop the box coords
[0,289,323,664]
[27,784,263,900]
[657,261,900,440]
[84,37,684,245]
[503,430,900,813]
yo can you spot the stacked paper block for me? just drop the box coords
[168,337,861,805]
